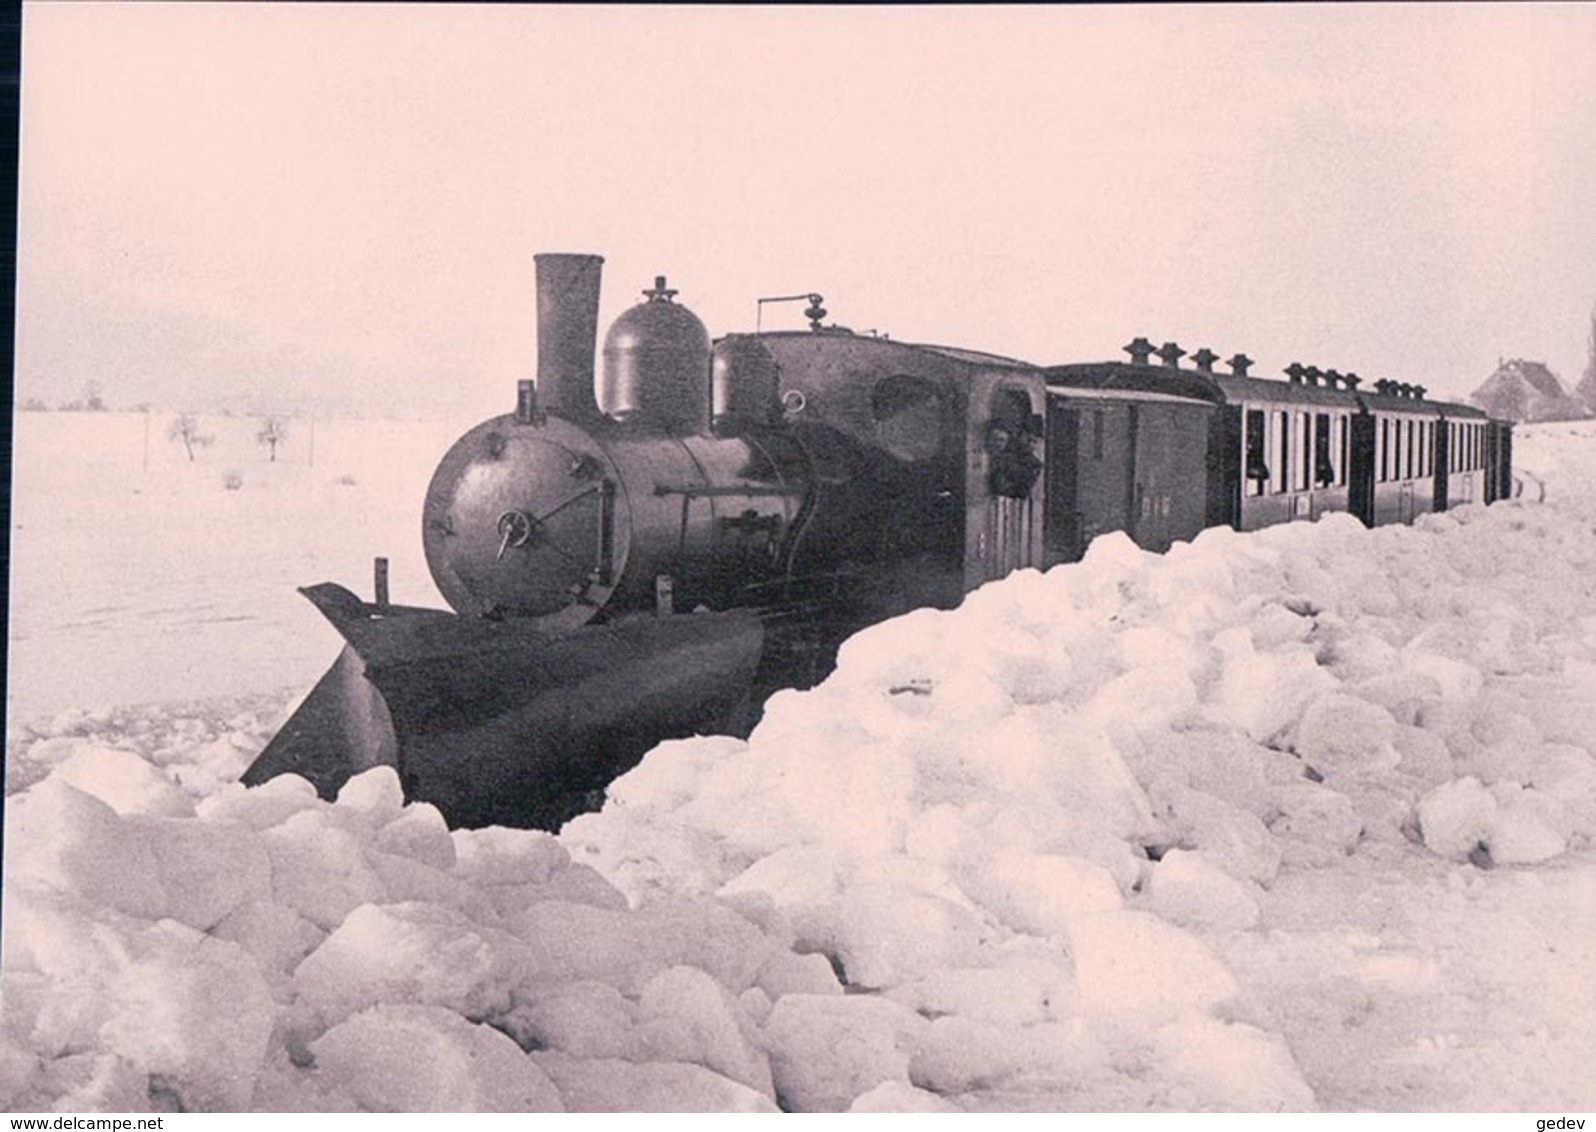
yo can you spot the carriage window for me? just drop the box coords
[1245,409,1268,496]
[870,374,944,462]
[1092,410,1105,460]
[1314,414,1334,487]
[1274,411,1289,494]
[1293,413,1310,492]
[1379,418,1389,483]
[1407,419,1416,479]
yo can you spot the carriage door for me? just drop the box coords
[1131,402,1211,551]
[1398,481,1416,524]
[1349,413,1377,527]
[1045,396,1134,565]
[1433,421,1451,512]
[1043,399,1082,566]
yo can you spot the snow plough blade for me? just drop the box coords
[243,583,767,829]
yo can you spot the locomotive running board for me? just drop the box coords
[243,583,767,829]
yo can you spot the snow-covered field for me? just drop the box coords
[5,411,1596,1112]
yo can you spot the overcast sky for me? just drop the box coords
[16,3,1596,417]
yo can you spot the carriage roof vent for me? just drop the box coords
[1323,368,1343,391]
[1191,347,1218,374]
[1228,353,1253,378]
[1303,365,1323,387]
[1123,337,1156,365]
[1343,372,1362,391]
[1284,362,1305,384]
[1414,384,1427,400]
[1157,342,1186,369]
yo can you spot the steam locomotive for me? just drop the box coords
[242,253,1515,829]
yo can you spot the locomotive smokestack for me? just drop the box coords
[534,253,605,422]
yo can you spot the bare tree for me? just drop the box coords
[256,415,290,461]
[168,413,215,462]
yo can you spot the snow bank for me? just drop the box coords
[6,423,1596,1111]
[563,429,1596,1109]
[1,767,792,1112]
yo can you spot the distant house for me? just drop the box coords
[1470,358,1590,423]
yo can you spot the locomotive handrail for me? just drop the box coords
[653,483,795,498]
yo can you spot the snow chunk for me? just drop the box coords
[752,950,845,1002]
[451,825,571,886]
[109,924,275,1109]
[212,898,325,981]
[261,810,389,930]
[1211,629,1337,743]
[373,803,456,870]
[1142,849,1260,932]
[139,814,273,931]
[1153,1014,1316,1111]
[1065,910,1238,1020]
[1151,784,1282,886]
[50,746,194,817]
[1416,777,1497,861]
[849,1080,963,1112]
[508,980,635,1058]
[1269,783,1364,864]
[511,897,777,997]
[828,881,990,989]
[1294,694,1400,778]
[335,765,406,823]
[762,993,929,1112]
[292,902,529,1028]
[886,951,1075,1028]
[532,1051,777,1112]
[960,849,1122,936]
[6,779,168,919]
[197,773,322,830]
[635,965,773,1098]
[1488,783,1571,864]
[908,1014,1073,1096]
[310,1004,563,1112]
